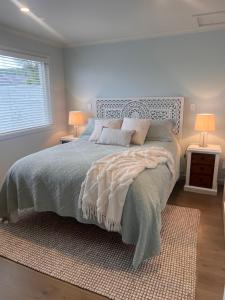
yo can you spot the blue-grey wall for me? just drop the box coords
[64,29,225,178]
[0,27,67,185]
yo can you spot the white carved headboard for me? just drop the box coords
[95,97,184,137]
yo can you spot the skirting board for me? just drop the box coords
[184,185,217,196]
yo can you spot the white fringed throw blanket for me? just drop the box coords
[79,147,175,232]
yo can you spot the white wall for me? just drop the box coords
[0,27,67,184]
[64,29,225,179]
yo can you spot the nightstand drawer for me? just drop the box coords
[191,153,215,165]
[190,164,214,176]
[185,144,221,195]
[189,174,213,189]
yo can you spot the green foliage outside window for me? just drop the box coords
[0,57,41,85]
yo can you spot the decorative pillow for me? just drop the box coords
[146,119,175,141]
[98,128,135,147]
[89,119,123,142]
[121,118,151,145]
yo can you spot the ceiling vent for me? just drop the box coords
[193,10,225,27]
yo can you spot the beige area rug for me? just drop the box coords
[0,205,200,300]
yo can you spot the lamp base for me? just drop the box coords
[199,132,208,147]
[73,125,79,137]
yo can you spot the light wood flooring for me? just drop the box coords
[0,182,224,300]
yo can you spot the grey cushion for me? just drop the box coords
[82,118,175,142]
[146,119,175,141]
[98,128,135,147]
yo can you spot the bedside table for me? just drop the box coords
[60,135,79,144]
[184,144,222,195]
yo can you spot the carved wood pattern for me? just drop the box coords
[96,97,184,137]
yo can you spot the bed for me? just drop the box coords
[0,96,184,268]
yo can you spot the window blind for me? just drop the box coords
[0,50,52,135]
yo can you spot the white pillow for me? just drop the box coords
[89,119,122,142]
[98,128,135,147]
[121,118,151,145]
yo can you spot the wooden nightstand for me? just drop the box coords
[184,144,222,195]
[60,135,79,144]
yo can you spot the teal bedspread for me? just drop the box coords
[0,137,180,268]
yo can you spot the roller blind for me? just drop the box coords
[0,50,52,135]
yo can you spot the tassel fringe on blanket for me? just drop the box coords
[79,146,175,232]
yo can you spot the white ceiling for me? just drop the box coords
[0,0,225,47]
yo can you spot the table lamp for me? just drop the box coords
[69,111,87,137]
[194,113,215,147]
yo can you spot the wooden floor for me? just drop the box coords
[0,182,225,300]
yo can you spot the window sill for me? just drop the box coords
[0,124,55,142]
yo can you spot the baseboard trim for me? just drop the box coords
[184,185,217,196]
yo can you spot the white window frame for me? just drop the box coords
[0,47,53,141]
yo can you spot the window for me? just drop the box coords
[0,50,52,137]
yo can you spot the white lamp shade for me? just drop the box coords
[194,114,216,132]
[68,111,87,126]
